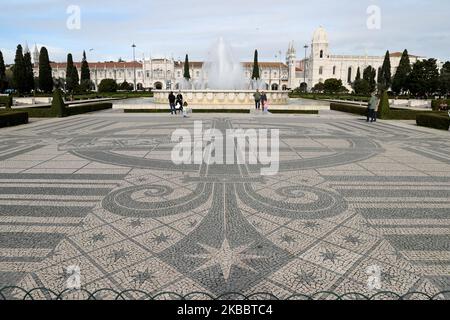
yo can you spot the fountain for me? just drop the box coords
[153,38,289,106]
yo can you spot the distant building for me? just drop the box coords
[31,27,441,92]
[32,54,289,91]
[288,27,426,91]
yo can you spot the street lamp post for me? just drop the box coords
[132,44,137,92]
[304,44,309,92]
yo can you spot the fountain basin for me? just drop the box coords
[153,90,289,105]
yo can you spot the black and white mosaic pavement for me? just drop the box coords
[0,110,449,298]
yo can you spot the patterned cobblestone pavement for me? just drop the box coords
[0,111,449,298]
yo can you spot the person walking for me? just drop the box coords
[253,89,261,110]
[260,91,268,109]
[367,92,379,123]
[168,91,176,115]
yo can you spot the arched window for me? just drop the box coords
[271,83,279,91]
[347,67,352,83]
[319,66,323,75]
[333,66,336,75]
[320,50,324,58]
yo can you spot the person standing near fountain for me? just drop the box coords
[261,91,268,109]
[253,89,261,110]
[176,91,184,110]
[168,91,176,115]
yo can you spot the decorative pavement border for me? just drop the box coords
[0,287,449,300]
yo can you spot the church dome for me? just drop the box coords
[312,26,329,44]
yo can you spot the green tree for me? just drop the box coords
[51,88,66,117]
[23,50,35,93]
[312,82,325,93]
[80,50,91,91]
[363,66,377,94]
[377,90,391,119]
[119,81,133,91]
[323,78,343,94]
[183,54,191,80]
[439,61,450,97]
[353,79,370,95]
[0,50,7,93]
[391,49,411,95]
[251,50,260,80]
[13,45,27,94]
[408,59,440,98]
[355,67,361,81]
[38,47,53,93]
[65,54,78,93]
[98,79,118,93]
[378,50,392,90]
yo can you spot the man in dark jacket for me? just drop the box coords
[168,92,176,115]
[253,90,261,110]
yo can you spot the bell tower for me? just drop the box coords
[286,41,297,89]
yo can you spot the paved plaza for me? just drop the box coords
[0,110,449,299]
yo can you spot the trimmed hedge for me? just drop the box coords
[14,102,112,118]
[124,109,318,114]
[0,96,13,109]
[0,111,29,128]
[65,103,112,116]
[330,103,367,116]
[416,113,450,131]
[431,99,450,111]
[269,110,319,114]
[290,93,370,102]
[330,102,435,120]
[124,109,251,114]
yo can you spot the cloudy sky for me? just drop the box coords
[1,0,449,64]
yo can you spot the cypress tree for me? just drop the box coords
[13,45,26,94]
[23,51,35,93]
[440,61,450,97]
[38,47,53,93]
[252,50,260,80]
[355,67,361,81]
[80,50,91,91]
[183,54,191,80]
[66,53,78,93]
[0,50,6,93]
[378,50,392,90]
[378,90,391,119]
[391,49,411,95]
[363,66,377,93]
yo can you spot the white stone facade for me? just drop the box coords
[31,27,436,92]
[288,27,425,91]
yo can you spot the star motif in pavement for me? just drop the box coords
[343,235,362,246]
[89,232,106,243]
[132,268,155,285]
[188,239,266,281]
[280,234,296,244]
[293,270,317,286]
[130,219,143,228]
[302,221,320,230]
[152,232,170,244]
[110,248,130,263]
[320,249,341,264]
